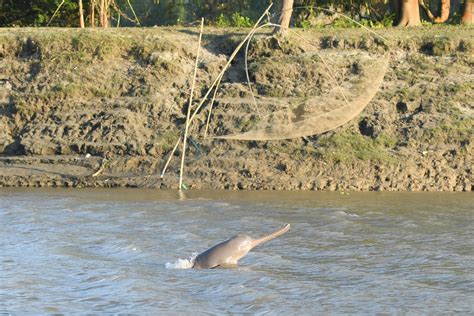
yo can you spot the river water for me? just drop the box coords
[1,189,473,314]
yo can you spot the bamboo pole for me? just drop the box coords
[189,3,273,124]
[205,25,265,138]
[47,0,66,26]
[207,5,388,140]
[160,3,273,179]
[126,0,141,25]
[179,18,204,191]
[203,76,222,138]
[160,137,181,179]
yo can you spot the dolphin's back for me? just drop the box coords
[193,235,250,269]
[193,239,231,269]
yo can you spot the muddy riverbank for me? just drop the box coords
[0,27,472,191]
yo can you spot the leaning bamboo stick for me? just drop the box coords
[179,18,204,191]
[47,0,66,26]
[126,0,141,25]
[206,23,344,139]
[203,76,222,138]
[160,137,181,179]
[189,3,272,124]
[160,4,273,180]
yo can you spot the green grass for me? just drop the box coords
[421,117,474,145]
[315,130,398,164]
[157,128,180,152]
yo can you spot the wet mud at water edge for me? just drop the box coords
[1,189,473,314]
[0,27,473,191]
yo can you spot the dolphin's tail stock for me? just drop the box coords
[251,224,290,248]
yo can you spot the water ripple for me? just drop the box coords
[1,189,473,314]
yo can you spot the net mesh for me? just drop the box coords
[214,52,389,141]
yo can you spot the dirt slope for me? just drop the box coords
[0,27,472,191]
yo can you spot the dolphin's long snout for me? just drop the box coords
[251,223,290,248]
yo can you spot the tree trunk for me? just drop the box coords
[99,0,104,27]
[462,0,473,24]
[397,0,421,26]
[99,0,110,27]
[79,0,85,28]
[273,0,294,37]
[91,0,95,27]
[104,0,109,27]
[99,0,109,27]
[435,0,451,22]
[419,0,450,23]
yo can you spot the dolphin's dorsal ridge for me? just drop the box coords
[192,224,290,269]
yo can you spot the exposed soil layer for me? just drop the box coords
[0,27,473,191]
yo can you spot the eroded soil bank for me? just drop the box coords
[0,27,472,191]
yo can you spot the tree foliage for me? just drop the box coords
[0,0,469,27]
[0,0,79,26]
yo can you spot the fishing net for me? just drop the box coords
[213,51,389,141]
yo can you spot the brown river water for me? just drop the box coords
[1,189,473,314]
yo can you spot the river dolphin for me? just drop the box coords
[192,224,290,269]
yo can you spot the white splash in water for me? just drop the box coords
[166,253,198,269]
